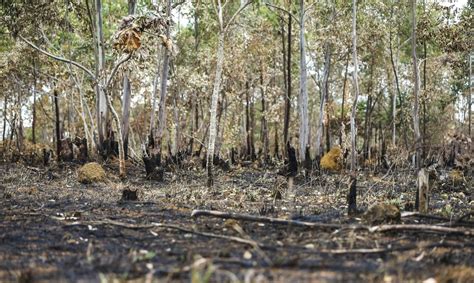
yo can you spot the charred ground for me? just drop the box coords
[0,162,473,282]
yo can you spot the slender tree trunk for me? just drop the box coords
[2,96,6,141]
[189,5,200,154]
[283,8,292,149]
[389,26,401,147]
[469,53,472,139]
[32,57,37,144]
[348,0,360,215]
[412,0,421,170]
[260,69,269,162]
[315,43,331,159]
[54,90,61,161]
[121,75,132,159]
[121,0,137,160]
[105,89,126,177]
[363,57,374,161]
[280,17,287,157]
[95,0,107,151]
[155,0,172,160]
[298,0,309,162]
[149,47,162,140]
[340,55,349,146]
[207,32,225,187]
[245,81,251,158]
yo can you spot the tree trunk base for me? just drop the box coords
[143,155,164,181]
[348,174,357,216]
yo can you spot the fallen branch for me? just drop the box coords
[191,209,366,230]
[456,211,474,224]
[369,224,474,236]
[61,218,264,248]
[314,241,474,255]
[151,222,264,249]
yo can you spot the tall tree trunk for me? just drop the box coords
[363,57,374,161]
[412,0,421,170]
[389,21,401,147]
[54,90,61,161]
[95,0,107,152]
[206,0,250,186]
[121,75,132,159]
[245,81,251,158]
[340,55,349,146]
[283,7,292,149]
[32,57,37,144]
[422,0,427,156]
[260,69,269,163]
[149,48,163,141]
[348,0,360,215]
[207,32,225,187]
[280,17,287,157]
[315,43,331,159]
[189,4,200,154]
[121,0,137,160]
[2,96,6,142]
[469,53,472,139]
[298,0,309,162]
[155,0,172,160]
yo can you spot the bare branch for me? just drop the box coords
[223,0,254,33]
[105,53,132,89]
[264,2,301,26]
[19,35,96,81]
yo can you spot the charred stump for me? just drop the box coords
[59,138,74,162]
[143,154,163,181]
[348,173,358,216]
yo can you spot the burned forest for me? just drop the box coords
[0,0,473,282]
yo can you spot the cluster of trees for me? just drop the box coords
[0,0,472,208]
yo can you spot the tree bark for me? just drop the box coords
[363,57,374,161]
[348,0,360,215]
[340,55,349,146]
[412,0,421,170]
[121,74,132,159]
[260,69,269,163]
[32,58,37,144]
[298,0,309,162]
[207,32,225,187]
[155,0,172,160]
[206,0,251,187]
[95,0,108,152]
[283,7,292,150]
[2,95,6,142]
[469,54,472,139]
[315,43,331,159]
[121,0,137,160]
[54,90,61,161]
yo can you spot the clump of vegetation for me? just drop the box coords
[449,169,465,186]
[320,147,342,171]
[77,162,106,184]
[363,203,401,225]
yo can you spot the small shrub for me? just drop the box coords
[320,147,343,171]
[77,162,106,184]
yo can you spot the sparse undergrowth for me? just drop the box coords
[0,162,473,282]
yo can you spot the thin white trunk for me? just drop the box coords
[149,49,163,137]
[207,32,225,186]
[156,0,172,150]
[95,0,107,146]
[298,0,309,162]
[315,43,331,158]
[412,0,421,169]
[351,0,360,172]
